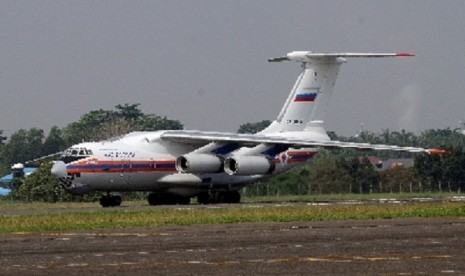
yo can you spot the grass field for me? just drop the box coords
[1,193,465,233]
[241,192,465,203]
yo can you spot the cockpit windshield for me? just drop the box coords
[61,147,93,163]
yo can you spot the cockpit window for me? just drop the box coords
[61,147,93,163]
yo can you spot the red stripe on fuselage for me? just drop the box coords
[67,159,177,174]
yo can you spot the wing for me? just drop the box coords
[23,151,64,166]
[160,130,445,154]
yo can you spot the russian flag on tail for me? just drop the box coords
[294,92,317,102]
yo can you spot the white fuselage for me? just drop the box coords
[58,131,317,197]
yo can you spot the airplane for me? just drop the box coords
[51,50,445,207]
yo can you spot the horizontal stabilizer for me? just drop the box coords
[269,51,414,63]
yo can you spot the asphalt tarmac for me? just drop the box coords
[1,217,465,275]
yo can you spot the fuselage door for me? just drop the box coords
[120,159,131,185]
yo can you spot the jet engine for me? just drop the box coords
[224,156,275,176]
[176,154,223,173]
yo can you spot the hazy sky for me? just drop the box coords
[1,0,464,137]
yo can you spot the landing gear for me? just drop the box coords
[197,193,210,205]
[147,192,191,206]
[223,191,241,204]
[99,194,122,207]
[197,191,241,204]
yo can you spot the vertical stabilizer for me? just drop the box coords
[260,51,414,135]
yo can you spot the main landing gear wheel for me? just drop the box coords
[223,191,241,204]
[197,191,241,204]
[99,194,122,207]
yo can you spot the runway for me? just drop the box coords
[1,217,465,275]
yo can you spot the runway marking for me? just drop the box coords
[111,252,127,256]
[66,263,89,267]
[138,251,150,255]
[121,262,138,266]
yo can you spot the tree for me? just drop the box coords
[441,147,465,190]
[306,153,353,194]
[134,115,183,131]
[0,130,6,145]
[0,130,7,174]
[14,162,73,202]
[62,108,117,145]
[352,130,382,144]
[41,126,65,156]
[415,147,465,192]
[379,167,419,193]
[417,129,465,149]
[3,128,44,165]
[414,152,443,190]
[115,103,144,120]
[237,120,271,134]
[336,156,380,194]
[63,103,183,145]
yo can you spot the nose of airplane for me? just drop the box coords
[51,161,67,178]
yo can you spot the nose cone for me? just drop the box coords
[51,161,67,178]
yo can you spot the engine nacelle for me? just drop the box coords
[224,156,275,176]
[176,154,223,173]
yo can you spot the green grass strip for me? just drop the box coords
[1,202,465,233]
[241,192,464,203]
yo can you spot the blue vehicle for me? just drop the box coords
[0,186,11,196]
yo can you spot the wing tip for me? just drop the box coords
[427,148,450,155]
[396,52,415,57]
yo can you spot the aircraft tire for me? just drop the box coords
[100,195,122,207]
[197,193,210,204]
[111,195,122,207]
[148,193,191,205]
[196,192,241,204]
[148,193,161,205]
[224,191,241,204]
[176,196,191,205]
[100,196,111,208]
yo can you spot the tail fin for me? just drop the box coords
[260,51,414,135]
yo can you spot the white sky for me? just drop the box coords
[1,0,464,137]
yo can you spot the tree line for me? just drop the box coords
[242,120,465,196]
[0,104,183,201]
[0,103,183,175]
[1,114,465,202]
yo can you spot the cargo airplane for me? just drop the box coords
[51,50,443,207]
